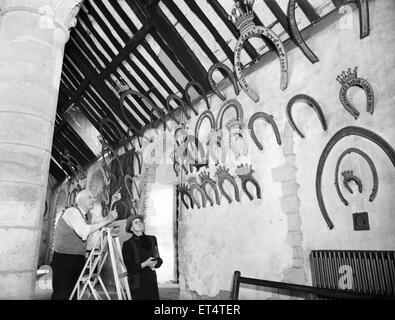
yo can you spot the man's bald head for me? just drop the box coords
[75,189,95,211]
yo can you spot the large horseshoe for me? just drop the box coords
[316,126,395,229]
[287,0,319,64]
[334,147,378,206]
[286,94,327,138]
[248,112,282,150]
[333,0,370,39]
[234,25,288,102]
[120,89,167,129]
[185,80,210,111]
[208,62,239,101]
[336,67,374,119]
[216,99,244,130]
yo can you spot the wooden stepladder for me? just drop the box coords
[70,226,131,300]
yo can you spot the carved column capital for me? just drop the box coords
[0,0,83,42]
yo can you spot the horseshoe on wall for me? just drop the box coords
[132,151,143,176]
[124,174,141,202]
[99,118,127,150]
[120,89,167,129]
[214,166,240,204]
[286,94,327,138]
[208,62,239,101]
[334,147,378,206]
[67,188,79,207]
[341,170,363,194]
[234,24,288,102]
[167,94,192,120]
[332,0,370,39]
[165,95,182,125]
[188,177,207,209]
[179,183,194,210]
[248,112,282,150]
[235,164,261,200]
[198,171,220,206]
[336,66,374,119]
[195,110,216,163]
[216,99,244,131]
[287,0,319,64]
[316,126,395,229]
[185,80,210,111]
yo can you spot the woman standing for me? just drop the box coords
[122,215,163,300]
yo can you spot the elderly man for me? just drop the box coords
[51,189,118,300]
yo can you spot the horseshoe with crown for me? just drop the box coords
[230,0,288,103]
[336,66,374,119]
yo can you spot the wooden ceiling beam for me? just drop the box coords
[66,40,138,134]
[133,0,210,90]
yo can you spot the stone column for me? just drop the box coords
[0,0,82,299]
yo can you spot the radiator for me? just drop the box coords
[310,250,395,297]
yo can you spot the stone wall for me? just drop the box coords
[167,0,395,299]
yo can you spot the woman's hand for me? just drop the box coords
[141,257,157,269]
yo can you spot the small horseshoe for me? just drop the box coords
[341,171,363,194]
[199,171,220,206]
[189,184,207,209]
[208,62,239,101]
[179,184,194,209]
[185,80,210,111]
[286,94,327,138]
[241,178,261,201]
[215,166,240,204]
[216,99,244,130]
[248,112,282,150]
[334,147,378,205]
[336,67,374,119]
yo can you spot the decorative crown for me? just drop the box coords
[113,78,130,94]
[198,171,212,182]
[228,0,256,33]
[187,176,198,185]
[336,67,358,85]
[214,165,232,178]
[235,164,253,177]
[179,183,189,193]
[341,170,355,178]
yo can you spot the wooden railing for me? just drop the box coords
[231,271,393,300]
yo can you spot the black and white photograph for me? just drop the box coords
[0,0,393,315]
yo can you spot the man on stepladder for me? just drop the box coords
[51,189,118,300]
